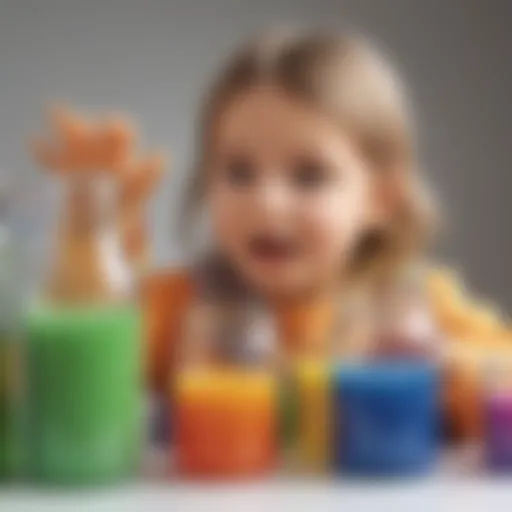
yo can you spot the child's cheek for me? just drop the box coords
[209,188,249,253]
[303,191,368,275]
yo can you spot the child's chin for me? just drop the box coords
[249,271,311,298]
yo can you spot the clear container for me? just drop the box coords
[0,195,23,479]
[334,361,439,476]
[24,172,144,485]
[26,302,143,484]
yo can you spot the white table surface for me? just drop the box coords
[2,447,512,512]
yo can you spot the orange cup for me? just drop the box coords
[174,369,277,477]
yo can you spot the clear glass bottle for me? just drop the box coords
[26,173,143,485]
[0,186,22,479]
[25,108,164,484]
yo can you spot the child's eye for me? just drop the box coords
[224,157,256,187]
[292,158,331,189]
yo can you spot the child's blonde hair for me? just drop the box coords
[184,29,437,285]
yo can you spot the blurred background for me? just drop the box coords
[0,0,511,309]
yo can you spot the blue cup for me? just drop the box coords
[334,362,439,476]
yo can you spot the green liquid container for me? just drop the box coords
[0,334,9,478]
[0,332,22,481]
[26,302,143,485]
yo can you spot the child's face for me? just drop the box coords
[207,86,381,297]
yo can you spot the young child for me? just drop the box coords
[157,29,437,367]
[145,29,509,439]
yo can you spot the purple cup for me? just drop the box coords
[485,392,512,471]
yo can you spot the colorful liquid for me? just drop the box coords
[175,369,277,478]
[0,332,20,479]
[485,392,512,471]
[279,373,298,449]
[26,303,142,485]
[334,362,438,476]
[0,336,8,477]
[293,360,331,472]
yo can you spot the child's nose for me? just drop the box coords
[253,180,291,218]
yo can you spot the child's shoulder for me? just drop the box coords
[142,267,196,391]
[142,267,195,298]
[424,264,511,345]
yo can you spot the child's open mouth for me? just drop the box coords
[248,235,300,264]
